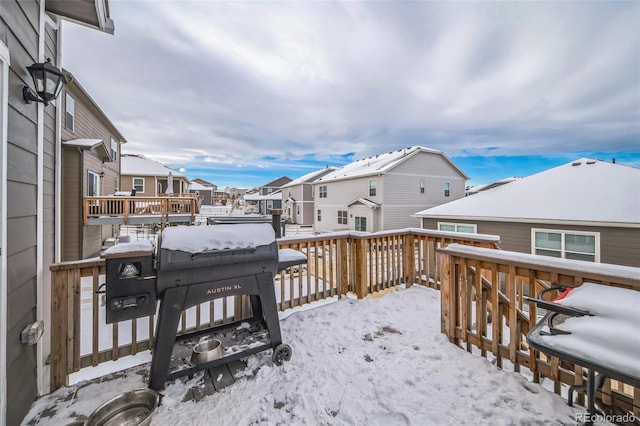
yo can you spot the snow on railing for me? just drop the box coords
[438,244,640,419]
[48,229,499,391]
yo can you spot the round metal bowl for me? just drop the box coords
[84,388,159,426]
[190,338,224,365]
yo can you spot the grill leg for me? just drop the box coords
[257,273,282,347]
[148,287,188,391]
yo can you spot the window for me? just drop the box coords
[420,180,425,194]
[369,179,377,197]
[267,200,273,210]
[319,185,327,198]
[338,210,348,225]
[444,182,451,197]
[355,216,367,232]
[133,177,144,192]
[297,205,300,215]
[110,138,118,161]
[317,209,322,221]
[88,171,100,196]
[532,229,599,262]
[65,93,75,132]
[438,222,477,233]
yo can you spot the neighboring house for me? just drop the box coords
[313,146,468,233]
[415,159,640,268]
[120,154,190,196]
[466,177,518,196]
[259,176,291,195]
[224,186,246,199]
[189,181,214,205]
[282,167,336,226]
[244,189,283,215]
[60,71,126,261]
[192,178,217,192]
[0,2,114,424]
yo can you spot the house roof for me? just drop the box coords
[261,176,292,188]
[121,154,187,179]
[46,0,114,34]
[281,167,337,188]
[192,178,216,188]
[415,158,640,227]
[244,190,282,201]
[315,146,468,183]
[190,182,214,191]
[346,198,381,208]
[62,138,111,161]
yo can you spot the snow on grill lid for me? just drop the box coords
[161,224,275,254]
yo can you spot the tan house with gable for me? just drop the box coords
[61,72,126,261]
[313,146,468,233]
[120,154,190,196]
[415,159,640,268]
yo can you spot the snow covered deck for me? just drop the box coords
[24,286,581,425]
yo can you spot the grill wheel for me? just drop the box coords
[272,344,293,366]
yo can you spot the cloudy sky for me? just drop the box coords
[61,1,640,188]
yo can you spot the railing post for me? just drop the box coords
[403,234,415,287]
[337,238,349,296]
[440,253,457,342]
[50,268,71,390]
[354,237,367,298]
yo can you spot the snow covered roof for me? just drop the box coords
[415,159,640,227]
[281,167,337,188]
[346,198,381,208]
[315,146,468,183]
[244,190,282,201]
[190,182,214,191]
[121,154,186,178]
[63,138,111,161]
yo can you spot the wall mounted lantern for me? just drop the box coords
[22,58,66,106]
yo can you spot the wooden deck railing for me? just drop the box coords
[439,243,640,419]
[49,228,499,390]
[83,195,198,225]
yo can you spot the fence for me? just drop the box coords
[49,228,499,390]
[439,243,640,419]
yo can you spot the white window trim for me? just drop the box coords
[338,210,348,225]
[444,181,451,197]
[368,179,377,197]
[65,93,75,132]
[87,171,101,196]
[133,177,145,193]
[438,222,477,233]
[318,185,327,198]
[355,216,367,232]
[531,228,600,262]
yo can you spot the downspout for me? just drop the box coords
[36,1,46,396]
[0,37,11,426]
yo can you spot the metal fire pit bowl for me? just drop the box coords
[84,388,159,426]
[190,338,224,365]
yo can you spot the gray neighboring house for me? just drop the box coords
[189,181,214,205]
[313,146,468,233]
[415,158,640,268]
[282,167,336,226]
[0,1,114,424]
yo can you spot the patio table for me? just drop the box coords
[526,283,640,426]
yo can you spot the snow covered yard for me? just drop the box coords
[24,285,579,425]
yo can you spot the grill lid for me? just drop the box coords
[160,223,275,254]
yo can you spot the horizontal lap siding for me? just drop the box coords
[2,1,44,424]
[422,218,640,268]
[383,153,466,230]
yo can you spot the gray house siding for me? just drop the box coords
[1,1,58,423]
[422,218,640,268]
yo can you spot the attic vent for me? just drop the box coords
[586,160,596,165]
[572,161,581,166]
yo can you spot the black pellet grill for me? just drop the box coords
[101,223,306,390]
